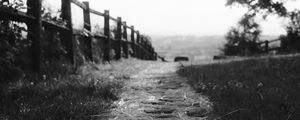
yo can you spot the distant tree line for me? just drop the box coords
[223,0,300,56]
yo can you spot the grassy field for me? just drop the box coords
[177,55,300,120]
[0,59,149,120]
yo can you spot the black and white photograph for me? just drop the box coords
[0,0,299,119]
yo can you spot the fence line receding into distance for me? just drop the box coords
[0,0,158,73]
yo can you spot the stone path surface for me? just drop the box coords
[98,62,214,120]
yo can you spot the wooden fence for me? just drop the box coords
[258,39,282,53]
[0,0,158,72]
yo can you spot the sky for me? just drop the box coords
[45,0,300,36]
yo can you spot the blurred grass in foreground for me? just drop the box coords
[0,59,149,120]
[177,56,300,120]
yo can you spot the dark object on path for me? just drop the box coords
[158,56,168,62]
[174,56,189,62]
[213,55,226,60]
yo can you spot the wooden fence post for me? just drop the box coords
[103,10,111,62]
[140,36,145,60]
[144,41,148,60]
[136,31,141,59]
[145,41,148,60]
[142,38,145,60]
[149,46,152,60]
[146,44,150,60]
[280,38,286,51]
[135,31,141,59]
[61,0,76,65]
[146,40,150,60]
[265,40,269,53]
[151,47,155,60]
[115,17,122,60]
[150,47,153,60]
[83,1,93,62]
[122,22,129,58]
[27,0,42,73]
[131,26,136,57]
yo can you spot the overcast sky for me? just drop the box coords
[45,0,300,36]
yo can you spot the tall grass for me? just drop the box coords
[0,59,146,120]
[178,56,300,120]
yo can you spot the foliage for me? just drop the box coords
[0,0,29,85]
[287,10,300,33]
[225,0,300,54]
[178,56,300,120]
[0,0,69,86]
[223,13,262,56]
[226,0,287,17]
[141,35,152,45]
[280,10,300,53]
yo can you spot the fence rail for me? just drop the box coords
[0,0,158,73]
[259,39,282,53]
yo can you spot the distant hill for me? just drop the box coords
[151,35,279,61]
[151,35,225,61]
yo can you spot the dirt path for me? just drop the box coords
[98,62,213,120]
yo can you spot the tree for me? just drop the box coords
[281,10,300,52]
[225,0,300,53]
[226,0,287,17]
[223,13,262,56]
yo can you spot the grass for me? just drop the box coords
[0,59,147,120]
[177,55,300,120]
